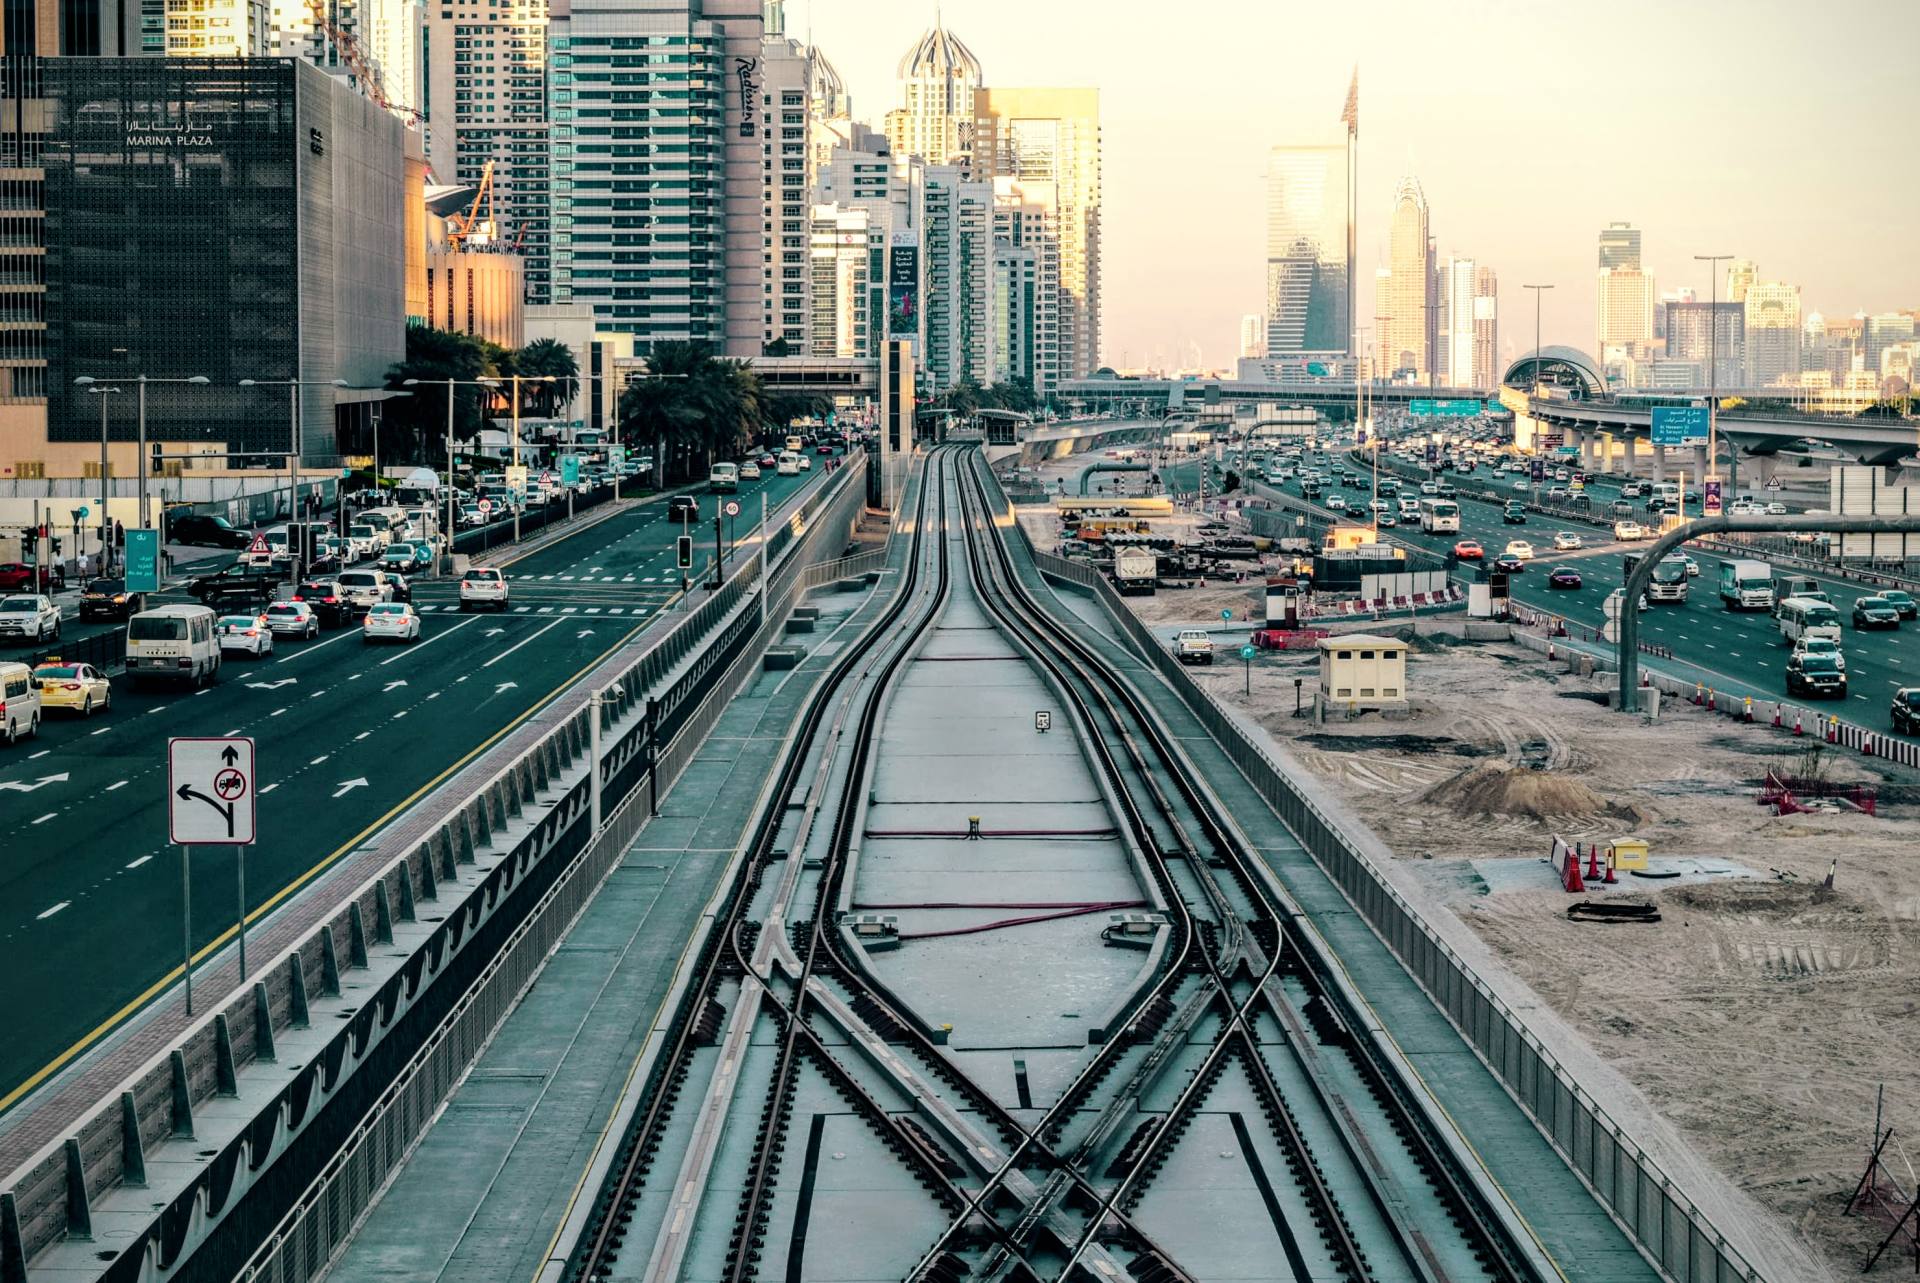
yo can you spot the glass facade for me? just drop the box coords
[549,30,727,346]
[1264,142,1349,358]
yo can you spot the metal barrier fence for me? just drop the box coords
[27,626,125,673]
[0,459,871,1283]
[1001,480,1764,1282]
[228,462,875,1283]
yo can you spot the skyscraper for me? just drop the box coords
[1380,174,1432,379]
[1743,280,1802,387]
[1439,254,1476,386]
[973,86,1102,382]
[923,165,995,390]
[1596,267,1656,351]
[166,0,271,55]
[1239,314,1264,360]
[1597,221,1641,270]
[1665,301,1745,386]
[1726,259,1758,304]
[884,19,982,171]
[1263,141,1351,360]
[271,0,422,118]
[1471,265,1498,389]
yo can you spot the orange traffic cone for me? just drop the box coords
[1585,845,1604,883]
[1772,705,1781,729]
[1707,688,1717,712]
[1564,853,1586,894]
[1602,851,1618,884]
[1793,710,1803,736]
[1693,682,1704,706]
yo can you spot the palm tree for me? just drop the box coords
[514,337,580,417]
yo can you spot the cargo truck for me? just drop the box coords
[1112,546,1158,596]
[1718,559,1775,611]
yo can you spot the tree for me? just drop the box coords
[762,336,796,358]
[615,341,774,485]
[513,337,580,417]
[384,324,504,463]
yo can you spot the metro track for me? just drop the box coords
[563,447,1548,1283]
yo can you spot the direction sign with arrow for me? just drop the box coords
[168,737,256,845]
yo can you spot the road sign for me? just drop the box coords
[723,500,741,517]
[74,505,89,519]
[561,456,581,486]
[477,497,493,515]
[125,527,160,593]
[168,737,257,845]
[1651,405,1709,446]
[1766,477,1783,490]
[1240,645,1257,660]
[248,533,270,554]
[1703,479,1723,517]
[608,444,625,467]
[1034,710,1052,733]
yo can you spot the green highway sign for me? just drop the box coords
[126,528,159,593]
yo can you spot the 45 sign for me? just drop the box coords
[168,737,257,845]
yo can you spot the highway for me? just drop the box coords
[0,462,829,1112]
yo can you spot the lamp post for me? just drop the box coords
[405,377,495,571]
[1522,283,1554,496]
[86,385,123,574]
[239,377,351,583]
[74,373,210,536]
[1694,254,1732,499]
[479,373,555,543]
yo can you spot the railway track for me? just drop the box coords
[560,447,1551,1283]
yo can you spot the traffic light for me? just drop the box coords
[675,535,693,570]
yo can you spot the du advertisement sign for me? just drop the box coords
[1651,405,1710,447]
[887,239,920,338]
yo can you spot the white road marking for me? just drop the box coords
[482,617,566,668]
[32,813,56,826]
[105,780,126,792]
[36,901,68,918]
[310,755,328,765]
[125,856,152,870]
[90,727,110,736]
[260,783,279,794]
[379,616,478,666]
[354,732,371,741]
[28,750,47,760]
[271,707,288,716]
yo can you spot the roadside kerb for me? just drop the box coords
[0,459,869,1283]
[985,454,1769,1283]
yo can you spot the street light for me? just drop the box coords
[74,373,211,534]
[1694,253,1732,502]
[479,373,555,542]
[1522,283,1554,499]
[239,376,351,583]
[85,384,124,574]
[405,377,496,571]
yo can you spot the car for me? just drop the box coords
[1510,478,1530,492]
[31,660,111,717]
[318,536,358,567]
[337,569,394,608]
[362,601,422,644]
[1893,688,1920,736]
[189,563,280,607]
[1502,503,1527,525]
[1547,566,1583,590]
[1503,540,1534,560]
[1453,539,1484,560]
[1878,590,1917,620]
[0,562,62,594]
[798,453,813,470]
[166,513,253,549]
[1545,486,1570,501]
[738,461,762,480]
[757,453,777,468]
[346,523,387,556]
[1678,554,1700,578]
[1785,652,1846,698]
[78,577,135,621]
[1613,520,1646,541]
[1552,532,1584,551]
[1853,597,1902,630]
[1765,501,1788,515]
[217,613,274,657]
[1491,555,1527,574]
[291,580,354,627]
[667,495,699,522]
[385,573,413,604]
[0,594,58,642]
[1172,629,1214,665]
[381,544,423,574]
[460,566,510,612]
[459,502,487,528]
[264,600,320,639]
[1377,512,1397,527]
[1619,483,1644,498]
[1794,636,1846,670]
[815,444,834,456]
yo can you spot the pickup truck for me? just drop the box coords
[1171,629,1215,666]
[187,563,280,608]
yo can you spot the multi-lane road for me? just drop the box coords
[0,463,826,1111]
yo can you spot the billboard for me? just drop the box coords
[886,242,920,338]
[1651,405,1709,446]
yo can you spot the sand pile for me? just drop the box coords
[1422,761,1615,820]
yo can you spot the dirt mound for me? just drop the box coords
[1421,761,1614,820]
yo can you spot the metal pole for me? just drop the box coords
[712,513,722,587]
[647,696,660,817]
[99,391,110,574]
[372,408,380,509]
[512,375,522,543]
[589,691,602,831]
[182,847,193,1016]
[289,382,302,583]
[1695,254,1731,495]
[236,844,247,981]
[758,491,768,630]
[137,378,148,533]
[445,382,456,572]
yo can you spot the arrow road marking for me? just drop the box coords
[495,681,518,696]
[484,628,505,636]
[331,778,369,799]
[383,680,409,692]
[577,629,595,638]
[246,678,298,690]
[0,773,68,794]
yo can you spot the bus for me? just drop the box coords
[1419,500,1460,534]
[784,434,805,454]
[709,462,739,493]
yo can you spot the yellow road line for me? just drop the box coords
[0,620,647,1118]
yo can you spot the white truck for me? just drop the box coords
[1171,629,1214,665]
[1718,559,1775,611]
[1112,546,1158,596]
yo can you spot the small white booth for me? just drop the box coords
[1315,633,1410,716]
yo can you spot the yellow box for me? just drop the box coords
[1608,837,1649,871]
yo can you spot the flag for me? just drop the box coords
[1340,67,1359,137]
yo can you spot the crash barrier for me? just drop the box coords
[1304,585,1464,618]
[0,457,871,1283]
[1508,626,1920,773]
[1011,515,1768,1280]
[26,626,125,674]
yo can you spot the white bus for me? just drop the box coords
[1420,499,1461,534]
[1776,596,1842,645]
[708,462,740,493]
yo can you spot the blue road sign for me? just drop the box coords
[561,455,581,486]
[1651,405,1709,446]
[126,527,159,593]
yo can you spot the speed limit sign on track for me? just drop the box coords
[724,500,741,517]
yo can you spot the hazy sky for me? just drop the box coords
[803,0,1920,372]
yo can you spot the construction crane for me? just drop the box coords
[447,161,498,250]
[301,0,424,123]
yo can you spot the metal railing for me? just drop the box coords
[1001,486,1764,1283]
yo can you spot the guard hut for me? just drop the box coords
[1315,633,1410,717]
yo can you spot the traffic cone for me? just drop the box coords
[1707,688,1717,712]
[1602,851,1618,884]
[1827,717,1838,744]
[1771,704,1782,729]
[1564,852,1586,894]
[1744,696,1753,723]
[1693,682,1704,706]
[1863,735,1875,757]
[1585,845,1604,882]
[1793,710,1803,736]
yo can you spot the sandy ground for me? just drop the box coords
[1171,631,1920,1277]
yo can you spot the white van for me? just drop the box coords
[776,451,802,476]
[1777,596,1842,645]
[0,662,40,745]
[126,604,221,687]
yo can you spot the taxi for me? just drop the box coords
[32,660,112,717]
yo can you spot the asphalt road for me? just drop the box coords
[0,461,829,1112]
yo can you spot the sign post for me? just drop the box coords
[126,527,160,595]
[724,498,740,560]
[1241,643,1256,696]
[168,736,258,1012]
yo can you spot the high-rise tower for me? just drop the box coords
[1380,174,1432,379]
[884,18,982,171]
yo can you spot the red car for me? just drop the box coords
[1453,539,1484,560]
[1547,566,1583,590]
[816,444,835,455]
[0,562,59,592]
[757,453,777,468]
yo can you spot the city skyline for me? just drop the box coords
[803,0,1920,372]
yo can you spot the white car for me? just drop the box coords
[1765,501,1788,515]
[1552,531,1584,551]
[1503,540,1535,561]
[1510,478,1530,491]
[362,602,422,644]
[737,461,762,480]
[338,570,394,608]
[1793,636,1846,670]
[459,567,510,612]
[0,595,59,643]
[347,524,387,556]
[797,453,813,471]
[1613,520,1647,541]
[217,613,275,657]
[263,601,320,639]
